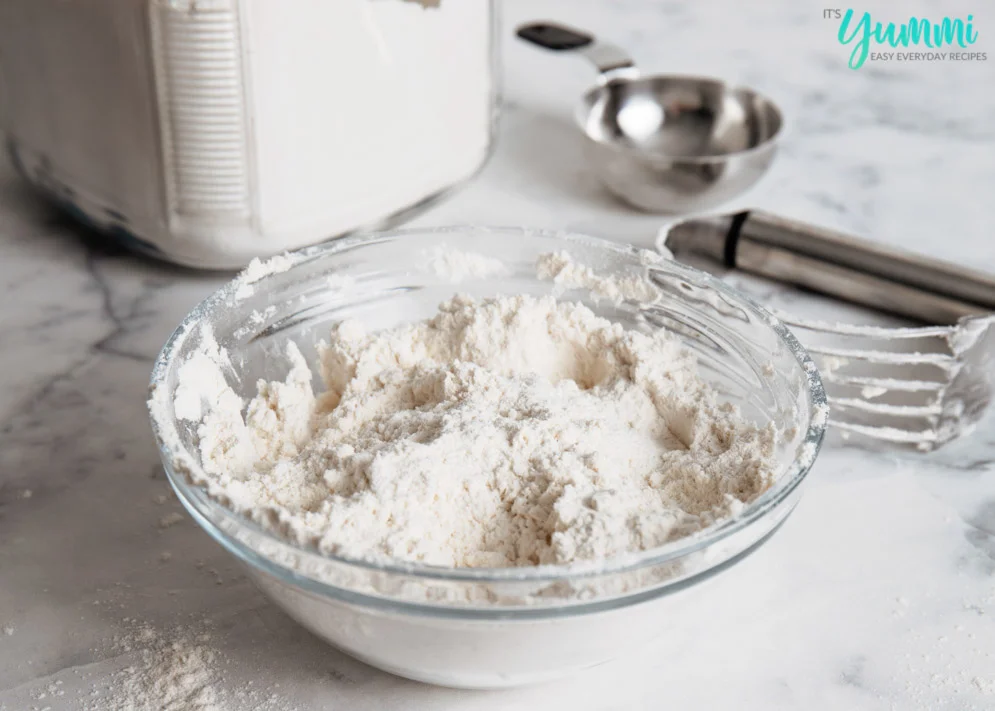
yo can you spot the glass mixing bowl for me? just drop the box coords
[148,226,827,689]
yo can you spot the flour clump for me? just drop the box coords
[180,294,778,568]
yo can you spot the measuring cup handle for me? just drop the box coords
[516,22,639,80]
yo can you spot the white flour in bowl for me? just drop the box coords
[175,290,779,568]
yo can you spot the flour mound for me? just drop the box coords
[185,295,778,568]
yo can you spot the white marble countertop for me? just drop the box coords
[2,1,994,709]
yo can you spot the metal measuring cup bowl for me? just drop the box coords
[517,22,784,214]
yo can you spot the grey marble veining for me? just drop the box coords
[2,1,994,709]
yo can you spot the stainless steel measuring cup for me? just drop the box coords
[517,22,784,214]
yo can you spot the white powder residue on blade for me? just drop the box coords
[814,354,851,381]
[860,385,888,399]
[536,250,659,304]
[424,246,508,283]
[176,293,779,569]
[949,314,995,355]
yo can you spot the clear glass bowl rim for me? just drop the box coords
[148,225,828,585]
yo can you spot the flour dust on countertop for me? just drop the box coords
[58,621,297,711]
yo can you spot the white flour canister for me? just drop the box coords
[0,0,498,267]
